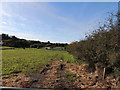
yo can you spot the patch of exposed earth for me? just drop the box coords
[2,61,120,89]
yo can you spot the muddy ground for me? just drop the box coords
[2,61,120,89]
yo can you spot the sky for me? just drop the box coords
[0,2,118,43]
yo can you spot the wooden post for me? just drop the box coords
[103,67,106,80]
[95,63,105,81]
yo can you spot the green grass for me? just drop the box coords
[65,73,76,83]
[2,48,76,76]
[53,47,65,50]
[65,73,76,78]
[0,46,15,49]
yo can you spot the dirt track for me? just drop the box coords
[2,61,120,89]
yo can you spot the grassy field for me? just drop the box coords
[0,46,15,49]
[0,46,15,50]
[53,47,65,50]
[2,48,76,76]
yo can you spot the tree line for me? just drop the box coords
[1,34,68,48]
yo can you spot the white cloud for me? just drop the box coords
[20,23,25,27]
[0,9,11,17]
[1,2,80,29]
[1,21,8,25]
[1,5,27,21]
[0,25,19,32]
[14,14,27,21]
[55,15,81,27]
[0,4,28,32]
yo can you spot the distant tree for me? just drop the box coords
[2,34,10,40]
[47,41,50,44]
[1,33,68,48]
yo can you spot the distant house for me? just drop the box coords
[43,47,51,50]
[0,41,3,45]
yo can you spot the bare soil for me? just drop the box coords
[2,61,120,89]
